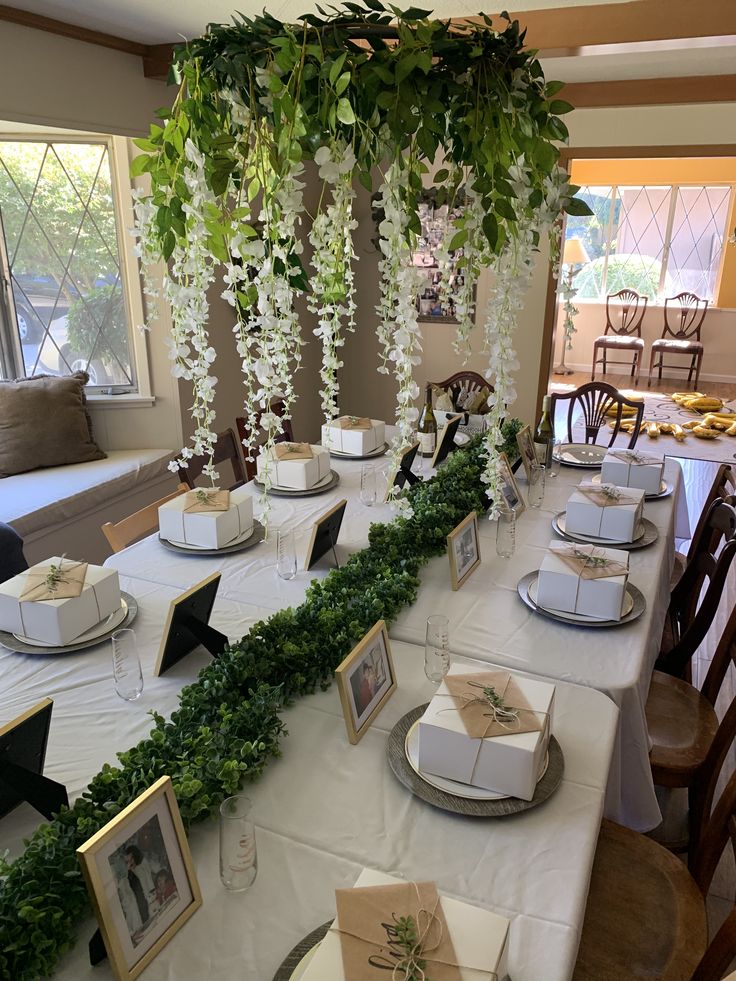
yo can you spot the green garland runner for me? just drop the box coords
[0,424,520,980]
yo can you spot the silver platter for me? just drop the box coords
[0,591,139,656]
[159,520,265,556]
[552,511,659,551]
[254,470,340,497]
[517,571,646,629]
[327,441,389,460]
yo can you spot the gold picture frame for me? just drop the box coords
[335,620,397,744]
[515,425,538,483]
[498,452,526,515]
[447,511,481,590]
[77,776,202,981]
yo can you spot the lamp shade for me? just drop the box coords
[563,237,590,266]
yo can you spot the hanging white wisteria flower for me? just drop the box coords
[560,279,580,351]
[308,140,358,429]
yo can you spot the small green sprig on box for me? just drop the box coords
[195,489,218,506]
[573,546,609,568]
[392,914,428,981]
[466,680,520,725]
[44,556,67,594]
[600,484,621,502]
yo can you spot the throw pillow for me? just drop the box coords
[0,372,106,478]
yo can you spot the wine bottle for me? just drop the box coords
[418,384,438,458]
[534,394,554,469]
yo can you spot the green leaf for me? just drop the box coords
[129,153,151,178]
[132,138,159,153]
[482,213,498,249]
[335,72,351,96]
[434,168,449,183]
[448,229,468,251]
[545,80,566,97]
[336,98,356,125]
[564,196,594,217]
[549,99,575,115]
[358,170,373,192]
[395,53,417,84]
[329,52,347,86]
[495,198,517,222]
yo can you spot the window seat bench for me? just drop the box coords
[1,449,177,565]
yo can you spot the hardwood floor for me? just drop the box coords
[548,370,736,401]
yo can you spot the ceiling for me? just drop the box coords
[3,0,642,45]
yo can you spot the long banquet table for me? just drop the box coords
[2,571,619,981]
[105,451,688,830]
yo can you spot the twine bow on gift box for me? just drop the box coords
[577,483,641,508]
[549,541,628,580]
[338,415,372,431]
[183,488,231,513]
[438,671,545,739]
[610,449,661,467]
[19,557,89,603]
[273,441,314,460]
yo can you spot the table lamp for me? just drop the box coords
[554,237,590,376]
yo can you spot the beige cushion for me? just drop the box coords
[0,372,105,478]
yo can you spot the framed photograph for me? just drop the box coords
[304,499,347,571]
[77,776,202,981]
[335,620,397,744]
[516,426,538,483]
[431,413,463,469]
[498,452,526,515]
[447,512,481,590]
[155,573,228,677]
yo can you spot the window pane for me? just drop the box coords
[666,186,731,301]
[0,140,133,387]
[607,185,671,300]
[564,185,616,300]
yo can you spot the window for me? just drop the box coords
[0,136,139,389]
[565,182,733,303]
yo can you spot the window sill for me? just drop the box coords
[86,394,156,408]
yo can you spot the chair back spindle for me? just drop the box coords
[550,382,644,449]
[604,289,647,337]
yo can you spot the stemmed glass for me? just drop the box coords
[360,464,377,507]
[527,463,546,509]
[219,795,258,891]
[495,505,516,559]
[276,527,297,580]
[424,615,450,685]
[111,629,143,701]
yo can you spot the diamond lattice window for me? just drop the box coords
[0,140,133,387]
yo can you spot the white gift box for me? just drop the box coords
[536,540,630,620]
[566,481,645,542]
[417,665,554,801]
[301,868,510,981]
[321,418,385,455]
[0,561,121,645]
[601,448,664,494]
[256,443,330,490]
[158,486,254,548]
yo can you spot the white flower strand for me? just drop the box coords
[308,141,358,425]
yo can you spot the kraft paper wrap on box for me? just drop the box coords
[0,559,121,646]
[322,418,386,455]
[300,868,510,981]
[183,488,231,513]
[19,558,88,602]
[158,485,254,549]
[566,482,645,542]
[257,442,331,489]
[536,540,630,620]
[418,665,554,800]
[601,448,664,493]
[273,441,314,461]
[338,416,372,431]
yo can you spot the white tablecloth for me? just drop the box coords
[1,575,618,981]
[106,454,687,831]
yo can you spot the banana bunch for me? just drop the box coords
[682,413,736,437]
[670,392,725,413]
[612,419,687,441]
[603,397,643,418]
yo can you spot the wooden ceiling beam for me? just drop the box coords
[0,3,146,56]
[561,73,736,108]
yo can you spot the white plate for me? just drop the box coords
[555,512,645,546]
[453,432,471,447]
[528,578,634,623]
[404,720,549,801]
[13,599,129,648]
[591,472,670,498]
[289,942,321,980]
[165,524,255,551]
[558,443,607,466]
[267,470,334,493]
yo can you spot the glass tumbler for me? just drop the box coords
[425,614,450,685]
[111,629,143,701]
[276,527,297,580]
[219,795,258,891]
[495,506,516,559]
[549,438,562,478]
[360,464,377,507]
[527,463,546,509]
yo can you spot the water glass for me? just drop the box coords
[527,463,546,509]
[425,614,450,685]
[276,527,297,580]
[219,795,258,891]
[549,438,562,478]
[111,629,143,701]
[360,464,377,507]
[495,506,516,558]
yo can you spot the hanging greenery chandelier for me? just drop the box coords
[132,1,590,511]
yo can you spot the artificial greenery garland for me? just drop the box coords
[0,424,520,980]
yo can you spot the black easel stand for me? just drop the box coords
[180,614,229,656]
[89,929,107,966]
[0,759,68,821]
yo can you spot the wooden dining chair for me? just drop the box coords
[591,289,647,385]
[236,398,295,481]
[646,603,736,862]
[647,292,709,390]
[177,428,246,490]
[549,381,645,449]
[656,498,736,681]
[428,371,492,410]
[671,464,735,588]
[571,761,736,981]
[102,483,189,553]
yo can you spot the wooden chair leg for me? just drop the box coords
[647,348,656,388]
[694,352,703,391]
[591,344,597,382]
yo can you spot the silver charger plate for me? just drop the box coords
[272,922,332,981]
[387,704,564,817]
[517,571,645,628]
[558,443,607,468]
[327,441,388,460]
[552,511,659,551]
[159,520,265,556]
[590,472,673,501]
[0,591,139,656]
[254,470,340,497]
